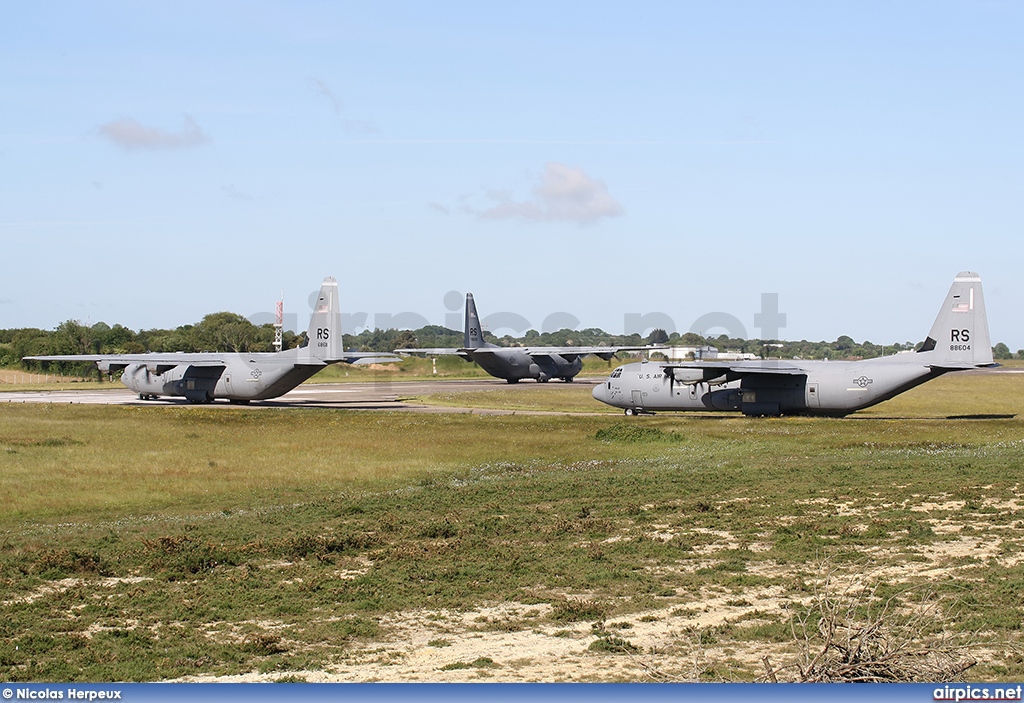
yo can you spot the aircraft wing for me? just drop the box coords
[395,345,654,362]
[26,354,225,363]
[394,348,472,360]
[664,360,805,372]
[25,353,229,375]
[518,345,656,361]
[661,361,807,384]
[345,353,401,365]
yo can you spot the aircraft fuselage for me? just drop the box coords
[594,272,995,416]
[116,351,325,403]
[469,348,583,383]
[592,356,946,416]
[25,276,398,404]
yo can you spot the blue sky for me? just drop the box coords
[2,1,1021,349]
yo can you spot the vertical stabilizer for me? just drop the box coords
[919,271,993,366]
[464,293,485,349]
[306,276,346,362]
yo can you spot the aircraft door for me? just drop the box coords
[631,389,643,410]
[806,382,820,408]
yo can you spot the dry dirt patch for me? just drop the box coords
[170,515,1019,683]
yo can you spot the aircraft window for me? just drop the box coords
[610,368,622,378]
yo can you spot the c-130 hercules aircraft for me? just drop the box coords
[592,271,998,416]
[26,277,397,403]
[396,292,653,383]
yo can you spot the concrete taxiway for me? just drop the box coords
[0,378,603,414]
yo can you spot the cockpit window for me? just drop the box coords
[610,368,622,378]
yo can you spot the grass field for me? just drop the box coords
[1,370,1023,682]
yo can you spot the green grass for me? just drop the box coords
[0,380,111,392]
[855,370,1022,418]
[1,370,1023,681]
[308,354,622,384]
[0,405,652,521]
[408,383,614,413]
[307,355,492,383]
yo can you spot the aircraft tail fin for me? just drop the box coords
[464,293,485,349]
[305,276,346,362]
[918,271,994,366]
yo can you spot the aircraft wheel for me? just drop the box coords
[624,408,636,416]
[506,378,520,384]
[562,377,574,383]
[538,377,549,383]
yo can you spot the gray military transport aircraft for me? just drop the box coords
[396,293,653,383]
[592,271,997,416]
[26,276,397,403]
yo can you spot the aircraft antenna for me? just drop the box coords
[274,290,284,352]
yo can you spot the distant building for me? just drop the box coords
[665,346,758,361]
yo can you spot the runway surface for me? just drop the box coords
[0,378,604,414]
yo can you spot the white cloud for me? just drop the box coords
[476,162,623,225]
[98,115,207,151]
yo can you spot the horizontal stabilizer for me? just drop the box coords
[928,362,1001,371]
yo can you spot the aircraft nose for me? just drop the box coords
[592,382,607,403]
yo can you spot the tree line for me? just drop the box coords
[4,313,1021,373]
